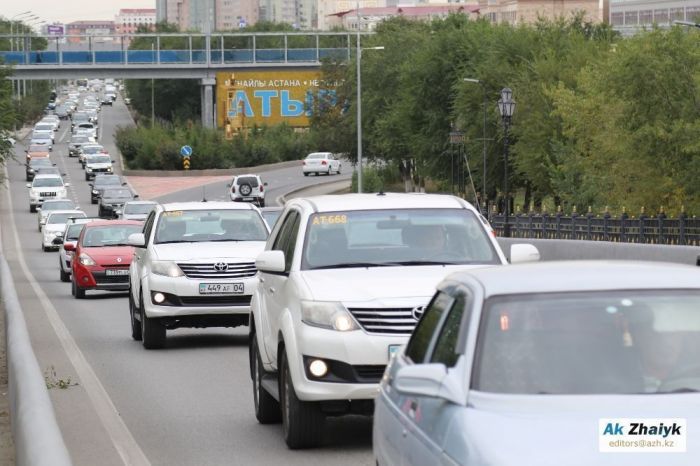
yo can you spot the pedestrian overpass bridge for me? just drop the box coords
[1,32,364,126]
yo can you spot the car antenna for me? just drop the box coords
[202,185,207,202]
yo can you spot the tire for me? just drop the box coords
[98,206,104,218]
[258,199,265,208]
[141,291,165,349]
[129,288,142,341]
[91,197,97,205]
[251,336,281,424]
[337,164,342,175]
[30,205,36,213]
[239,183,252,197]
[303,172,309,177]
[42,244,48,252]
[59,264,70,282]
[72,277,85,299]
[85,173,90,181]
[280,351,324,449]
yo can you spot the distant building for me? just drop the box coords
[115,8,156,45]
[157,0,259,31]
[65,21,116,44]
[476,0,608,25]
[610,0,700,35]
[328,4,481,31]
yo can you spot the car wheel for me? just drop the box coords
[258,199,265,208]
[251,335,281,424]
[85,173,90,181]
[72,277,85,299]
[303,172,309,177]
[30,205,36,213]
[91,197,97,205]
[141,291,165,349]
[129,288,142,341]
[337,164,342,175]
[42,243,48,252]
[280,350,324,449]
[98,206,104,218]
[59,263,70,283]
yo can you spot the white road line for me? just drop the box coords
[3,180,151,466]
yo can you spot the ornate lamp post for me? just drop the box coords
[497,87,515,237]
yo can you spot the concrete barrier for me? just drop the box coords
[0,255,72,466]
[498,237,700,265]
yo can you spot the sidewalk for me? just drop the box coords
[0,299,14,465]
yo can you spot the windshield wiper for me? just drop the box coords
[310,262,393,270]
[155,240,195,244]
[654,388,700,394]
[385,260,461,266]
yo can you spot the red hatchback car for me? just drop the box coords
[67,220,143,299]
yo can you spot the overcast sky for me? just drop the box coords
[5,0,155,24]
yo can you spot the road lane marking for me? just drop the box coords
[3,179,151,466]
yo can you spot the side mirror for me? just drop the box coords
[133,194,139,199]
[227,183,231,187]
[394,363,464,405]
[63,243,75,251]
[263,182,268,187]
[122,182,127,186]
[64,182,71,187]
[26,183,31,188]
[127,233,146,247]
[256,250,286,273]
[61,173,67,176]
[88,183,93,187]
[111,160,116,163]
[509,244,540,264]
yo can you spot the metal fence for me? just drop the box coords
[489,211,700,246]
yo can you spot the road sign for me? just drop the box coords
[183,157,191,170]
[180,145,193,157]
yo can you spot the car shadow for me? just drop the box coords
[82,291,129,300]
[160,332,249,350]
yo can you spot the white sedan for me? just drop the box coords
[302,152,342,176]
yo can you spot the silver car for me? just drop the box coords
[374,261,700,466]
[37,199,77,232]
[119,200,157,221]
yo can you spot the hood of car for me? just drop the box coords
[43,224,67,235]
[460,393,699,466]
[122,213,148,221]
[31,187,65,194]
[300,265,486,303]
[153,242,266,262]
[86,162,112,169]
[81,246,134,264]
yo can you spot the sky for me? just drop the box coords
[5,0,155,25]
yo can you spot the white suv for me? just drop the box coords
[229,174,267,207]
[127,202,270,349]
[249,193,540,448]
[27,174,71,213]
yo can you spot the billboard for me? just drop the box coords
[216,70,339,136]
[46,25,64,35]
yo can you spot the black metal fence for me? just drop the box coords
[489,211,700,246]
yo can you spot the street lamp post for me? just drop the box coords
[497,87,515,237]
[463,78,488,211]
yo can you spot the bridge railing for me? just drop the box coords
[0,32,364,66]
[489,211,700,246]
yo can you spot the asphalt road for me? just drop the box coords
[0,95,369,466]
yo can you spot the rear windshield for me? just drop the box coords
[95,176,121,186]
[43,201,74,211]
[307,153,329,160]
[236,176,259,187]
[83,146,104,155]
[124,203,156,214]
[47,212,85,224]
[103,189,132,198]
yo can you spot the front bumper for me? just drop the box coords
[42,231,64,248]
[74,265,130,291]
[142,273,257,319]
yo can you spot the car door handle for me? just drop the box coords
[259,277,265,283]
[268,287,275,294]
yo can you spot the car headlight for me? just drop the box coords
[79,253,96,266]
[301,301,359,332]
[86,167,93,172]
[92,189,99,194]
[107,167,112,171]
[151,261,184,278]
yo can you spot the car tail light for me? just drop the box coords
[259,184,264,192]
[321,160,327,165]
[231,185,236,193]
[302,160,306,165]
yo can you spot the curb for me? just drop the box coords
[277,179,351,205]
[122,160,302,177]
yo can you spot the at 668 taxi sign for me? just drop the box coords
[181,145,192,170]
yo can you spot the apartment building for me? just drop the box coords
[610,0,700,35]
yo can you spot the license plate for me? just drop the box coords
[388,345,402,359]
[106,269,129,276]
[199,283,244,294]
[40,192,56,197]
[242,197,254,201]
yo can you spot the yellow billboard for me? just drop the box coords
[216,70,337,134]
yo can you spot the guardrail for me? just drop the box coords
[0,254,72,466]
[490,211,700,246]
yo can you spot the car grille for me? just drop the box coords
[177,262,257,279]
[347,308,417,335]
[40,192,57,197]
[178,295,252,307]
[92,168,110,173]
[354,365,387,382]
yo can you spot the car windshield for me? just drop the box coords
[301,209,498,270]
[32,178,63,187]
[65,224,85,240]
[88,155,111,164]
[43,201,74,211]
[47,213,85,224]
[28,145,48,153]
[83,146,104,154]
[103,189,132,199]
[32,133,51,140]
[307,153,328,160]
[95,177,120,187]
[82,225,142,247]
[472,290,700,395]
[35,124,53,131]
[154,209,268,244]
[124,203,155,214]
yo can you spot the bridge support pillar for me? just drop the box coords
[200,78,216,129]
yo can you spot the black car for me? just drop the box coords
[26,158,55,181]
[68,134,94,157]
[90,174,125,204]
[98,187,137,218]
